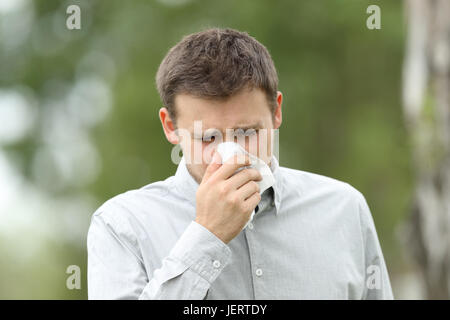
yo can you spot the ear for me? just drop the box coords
[159,107,179,144]
[273,91,283,129]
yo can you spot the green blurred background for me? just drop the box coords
[0,0,418,299]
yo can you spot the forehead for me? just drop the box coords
[174,88,272,131]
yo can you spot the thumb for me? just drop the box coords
[202,151,222,182]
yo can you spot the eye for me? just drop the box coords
[202,129,221,142]
[202,135,215,142]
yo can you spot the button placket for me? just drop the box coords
[244,220,265,299]
[212,260,221,268]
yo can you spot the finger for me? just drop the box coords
[202,151,222,183]
[236,180,260,200]
[242,191,261,213]
[214,154,251,181]
[228,168,262,190]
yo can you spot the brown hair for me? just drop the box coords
[156,27,278,124]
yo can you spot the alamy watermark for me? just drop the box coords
[65,263,383,291]
[366,264,382,290]
[66,5,81,30]
[366,4,381,30]
[66,265,81,290]
[169,120,280,165]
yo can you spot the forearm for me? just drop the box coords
[88,217,231,300]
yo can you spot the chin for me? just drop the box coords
[186,164,204,184]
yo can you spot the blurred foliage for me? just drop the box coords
[0,0,411,299]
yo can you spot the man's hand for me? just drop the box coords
[195,152,262,244]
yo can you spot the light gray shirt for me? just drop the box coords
[87,156,394,299]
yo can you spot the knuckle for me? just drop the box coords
[248,168,259,180]
[252,181,260,192]
[228,194,239,205]
[243,169,251,180]
[219,184,230,196]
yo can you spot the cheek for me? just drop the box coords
[184,140,217,165]
[246,135,259,155]
[179,140,202,165]
[256,130,273,161]
[202,141,218,164]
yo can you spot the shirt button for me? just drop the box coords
[213,260,221,268]
[255,268,263,277]
[247,222,254,230]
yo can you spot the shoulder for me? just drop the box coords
[280,167,368,216]
[280,166,362,196]
[90,176,174,225]
[278,166,375,246]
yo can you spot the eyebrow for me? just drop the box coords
[229,122,265,131]
[232,123,263,131]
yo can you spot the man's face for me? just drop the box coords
[161,88,282,184]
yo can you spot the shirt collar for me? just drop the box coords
[269,155,283,214]
[173,156,199,208]
[174,155,284,214]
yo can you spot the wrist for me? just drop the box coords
[194,217,229,244]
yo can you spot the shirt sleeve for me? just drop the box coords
[87,211,232,300]
[356,192,394,300]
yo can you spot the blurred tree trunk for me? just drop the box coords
[402,0,450,299]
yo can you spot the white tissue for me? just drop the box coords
[216,142,275,229]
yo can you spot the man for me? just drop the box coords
[87,28,394,299]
